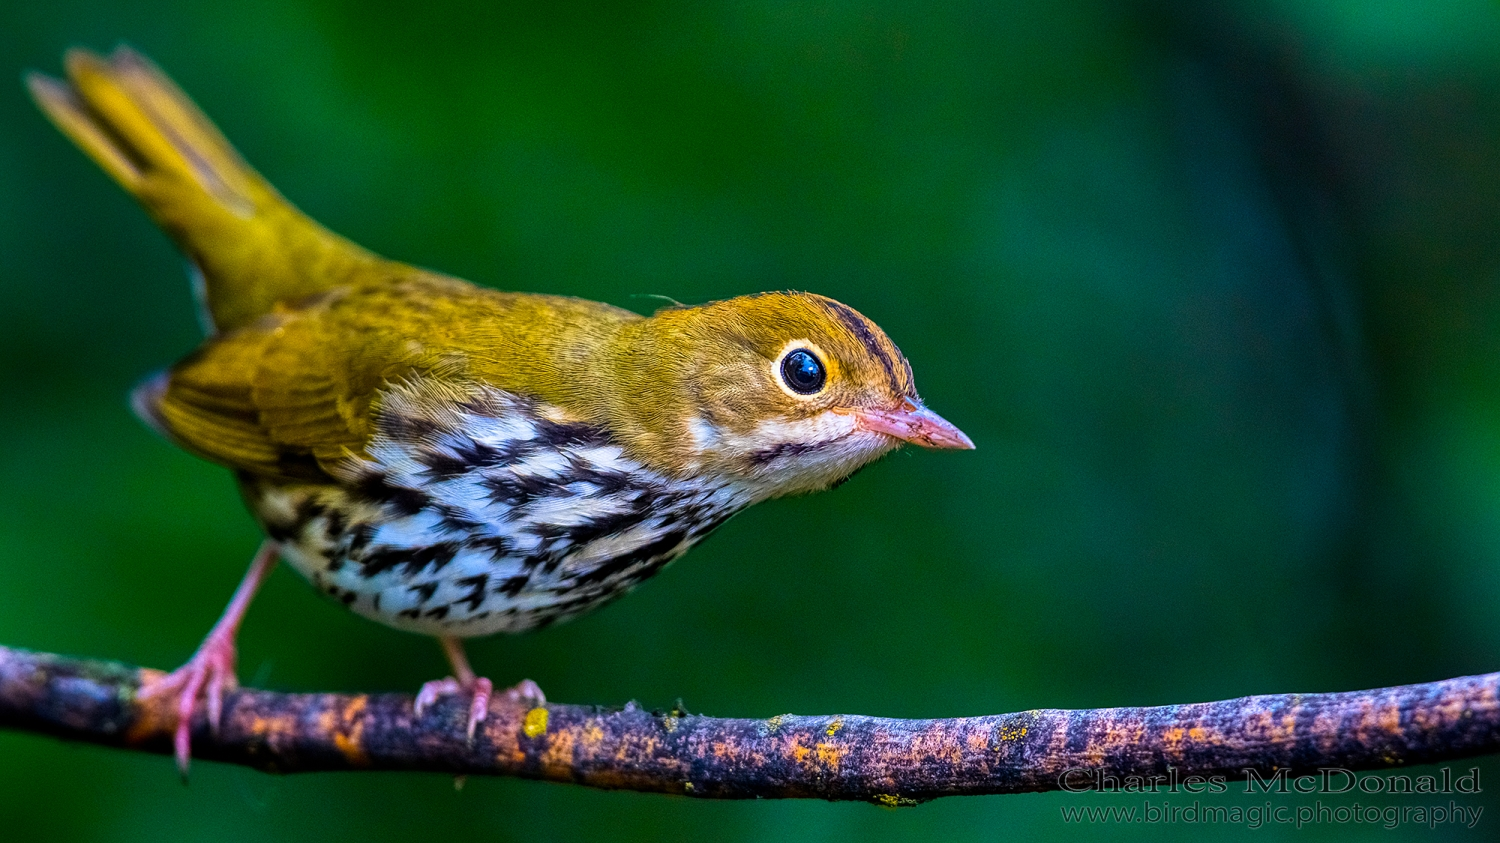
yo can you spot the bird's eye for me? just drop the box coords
[780,349,826,395]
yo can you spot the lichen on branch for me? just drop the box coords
[0,645,1495,802]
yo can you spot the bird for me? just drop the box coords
[26,46,974,776]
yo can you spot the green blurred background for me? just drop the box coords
[4,0,1500,840]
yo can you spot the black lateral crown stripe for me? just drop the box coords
[824,300,905,395]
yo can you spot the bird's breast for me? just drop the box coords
[245,385,755,636]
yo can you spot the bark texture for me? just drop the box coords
[0,645,1495,802]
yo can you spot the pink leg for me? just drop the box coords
[137,541,278,778]
[414,636,544,741]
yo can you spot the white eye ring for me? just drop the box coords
[772,339,831,400]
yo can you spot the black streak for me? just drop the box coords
[354,471,430,517]
[574,531,687,585]
[496,575,530,597]
[419,438,539,480]
[455,574,488,611]
[358,542,460,578]
[533,419,611,449]
[747,441,819,466]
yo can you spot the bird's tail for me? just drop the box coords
[27,46,385,332]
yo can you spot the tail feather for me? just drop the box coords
[26,70,146,190]
[81,47,265,213]
[28,46,384,333]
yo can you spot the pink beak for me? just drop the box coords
[850,399,975,450]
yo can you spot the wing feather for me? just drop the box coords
[138,299,383,480]
[132,275,633,480]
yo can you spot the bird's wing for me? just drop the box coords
[134,274,643,480]
[135,279,481,481]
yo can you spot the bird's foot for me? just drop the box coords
[133,542,277,780]
[136,629,239,779]
[503,678,546,707]
[414,676,546,740]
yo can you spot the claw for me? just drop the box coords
[467,677,493,740]
[138,628,239,779]
[206,665,228,736]
[504,678,546,706]
[415,676,462,717]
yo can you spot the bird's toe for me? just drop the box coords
[502,678,546,707]
[414,676,462,717]
[138,631,241,779]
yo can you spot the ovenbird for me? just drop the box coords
[27,46,973,774]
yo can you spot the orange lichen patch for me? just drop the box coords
[578,719,606,753]
[1158,722,1221,759]
[814,741,843,769]
[615,732,659,763]
[783,732,845,772]
[124,688,177,745]
[246,709,302,749]
[331,697,369,766]
[538,722,577,776]
[790,738,811,765]
[1415,693,1468,729]
[12,644,1500,800]
[603,729,690,781]
[1238,705,1298,746]
[481,709,527,767]
[136,668,167,686]
[523,707,549,738]
[1267,711,1300,744]
[213,705,306,766]
[709,737,769,772]
[1378,703,1402,735]
[314,702,346,751]
[1080,718,1148,767]
[1241,709,1274,740]
[913,728,964,765]
[1310,710,1342,752]
[1346,700,1383,745]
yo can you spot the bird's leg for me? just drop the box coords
[414,636,545,741]
[137,541,278,778]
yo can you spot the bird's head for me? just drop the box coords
[605,292,972,497]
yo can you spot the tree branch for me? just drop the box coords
[0,644,1495,802]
